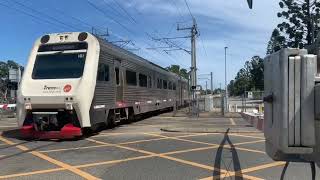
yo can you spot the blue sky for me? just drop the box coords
[0,0,280,89]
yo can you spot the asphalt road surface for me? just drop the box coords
[0,113,319,180]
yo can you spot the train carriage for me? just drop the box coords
[17,32,189,139]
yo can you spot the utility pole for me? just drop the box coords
[190,18,198,99]
[210,72,213,95]
[178,18,198,116]
[224,46,228,113]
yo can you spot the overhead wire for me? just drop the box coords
[110,0,137,23]
[112,0,188,67]
[0,1,64,31]
[10,0,80,31]
[182,0,210,68]
[183,0,194,19]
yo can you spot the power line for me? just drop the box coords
[168,0,185,22]
[182,0,209,67]
[86,0,136,35]
[0,1,63,31]
[101,0,133,23]
[10,0,79,31]
[114,1,188,67]
[110,0,137,23]
[183,0,194,19]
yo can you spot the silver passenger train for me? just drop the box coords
[17,32,189,139]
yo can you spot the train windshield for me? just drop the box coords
[32,52,86,79]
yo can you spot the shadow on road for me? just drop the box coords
[213,128,243,179]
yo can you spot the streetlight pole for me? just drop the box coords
[210,72,213,95]
[224,46,228,113]
[205,81,208,95]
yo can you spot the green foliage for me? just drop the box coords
[228,56,264,96]
[266,29,287,55]
[166,65,189,79]
[277,0,320,48]
[0,60,20,79]
[0,60,21,102]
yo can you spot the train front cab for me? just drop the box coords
[18,32,100,139]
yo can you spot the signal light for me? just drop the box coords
[78,32,88,41]
[40,35,50,44]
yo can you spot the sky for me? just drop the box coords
[0,0,281,89]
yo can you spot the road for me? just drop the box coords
[0,112,318,180]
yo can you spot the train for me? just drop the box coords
[17,32,189,139]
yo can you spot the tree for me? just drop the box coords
[0,60,22,103]
[0,60,20,79]
[166,65,189,79]
[266,28,287,55]
[228,56,264,96]
[249,56,264,90]
[277,0,320,48]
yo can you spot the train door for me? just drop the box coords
[114,60,123,103]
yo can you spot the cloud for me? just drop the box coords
[112,0,282,87]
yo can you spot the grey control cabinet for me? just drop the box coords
[264,48,317,161]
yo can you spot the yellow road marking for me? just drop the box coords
[86,138,259,180]
[162,145,220,155]
[229,146,266,154]
[0,138,272,180]
[144,133,215,146]
[39,144,111,153]
[40,133,206,154]
[0,132,269,179]
[0,136,100,180]
[85,138,231,173]
[229,133,265,140]
[208,161,286,180]
[0,168,65,179]
[230,118,236,125]
[241,161,286,174]
[233,139,265,146]
[199,174,264,180]
[145,133,266,154]
[75,154,156,168]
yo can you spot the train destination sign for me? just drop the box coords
[38,42,88,52]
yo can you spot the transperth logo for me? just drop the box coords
[43,85,59,90]
[63,84,72,93]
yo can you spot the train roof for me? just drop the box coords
[94,35,188,82]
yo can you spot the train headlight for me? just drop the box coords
[25,103,32,110]
[40,35,50,44]
[65,103,73,110]
[78,32,88,41]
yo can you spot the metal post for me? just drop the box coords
[205,81,208,95]
[224,46,228,113]
[210,72,213,95]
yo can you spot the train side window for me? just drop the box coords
[115,68,120,85]
[168,81,172,90]
[126,70,137,86]
[173,83,176,90]
[139,73,148,87]
[148,76,152,88]
[163,80,168,89]
[97,64,109,81]
[157,78,162,89]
